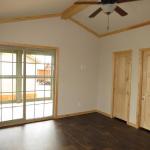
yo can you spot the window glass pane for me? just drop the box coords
[0,62,16,75]
[36,78,44,91]
[1,93,14,107]
[0,53,12,62]
[45,81,51,91]
[36,55,45,64]
[26,55,36,63]
[13,107,23,120]
[45,91,51,98]
[36,64,44,75]
[0,53,16,62]
[2,108,12,121]
[26,64,35,75]
[36,91,44,99]
[2,79,16,93]
[26,92,36,101]
[13,54,17,62]
[35,104,44,118]
[44,103,53,117]
[37,78,51,90]
[26,105,34,119]
[26,78,35,92]
[45,56,52,64]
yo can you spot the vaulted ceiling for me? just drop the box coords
[0,0,150,37]
[0,0,76,18]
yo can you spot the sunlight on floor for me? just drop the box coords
[0,100,53,122]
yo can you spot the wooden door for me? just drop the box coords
[113,51,131,121]
[140,50,150,130]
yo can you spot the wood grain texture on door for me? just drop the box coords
[141,50,150,130]
[113,51,131,122]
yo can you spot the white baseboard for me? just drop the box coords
[56,110,96,119]
[56,109,138,129]
[96,110,113,118]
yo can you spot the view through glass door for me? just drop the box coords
[0,50,24,123]
[0,48,55,126]
[26,52,54,120]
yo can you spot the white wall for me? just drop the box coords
[0,17,150,125]
[97,25,150,124]
[0,17,99,115]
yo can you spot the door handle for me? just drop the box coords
[142,96,145,101]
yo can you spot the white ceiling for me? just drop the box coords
[73,0,150,34]
[0,0,149,35]
[0,0,77,18]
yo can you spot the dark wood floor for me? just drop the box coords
[0,113,150,150]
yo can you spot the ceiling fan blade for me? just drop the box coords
[75,1,101,5]
[117,0,141,3]
[115,6,128,16]
[89,7,102,18]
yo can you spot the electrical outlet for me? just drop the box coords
[78,102,81,107]
[80,64,86,72]
[80,64,84,71]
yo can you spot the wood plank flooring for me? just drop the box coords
[0,113,149,150]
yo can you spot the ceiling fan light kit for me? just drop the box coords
[101,4,117,15]
[75,0,140,17]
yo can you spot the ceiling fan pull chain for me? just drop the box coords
[107,14,110,31]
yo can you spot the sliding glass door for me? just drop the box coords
[0,47,56,126]
[25,52,55,120]
[0,50,24,123]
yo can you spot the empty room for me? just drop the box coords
[0,0,150,150]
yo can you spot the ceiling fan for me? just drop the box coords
[74,0,141,18]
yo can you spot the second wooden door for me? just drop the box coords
[140,49,150,130]
[113,51,131,122]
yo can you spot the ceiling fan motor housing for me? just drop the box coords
[101,0,117,14]
[101,0,117,4]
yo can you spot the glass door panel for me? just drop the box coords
[0,51,24,122]
[26,53,54,120]
[0,48,55,126]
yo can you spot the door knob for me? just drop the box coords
[142,96,145,101]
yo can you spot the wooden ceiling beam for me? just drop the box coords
[61,0,97,19]
[99,20,150,38]
[70,18,150,38]
[0,13,61,24]
[61,5,88,19]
